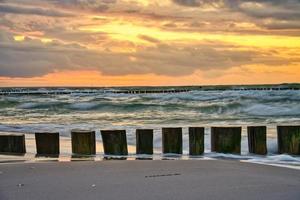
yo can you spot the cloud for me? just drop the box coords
[138,35,160,44]
[46,0,117,12]
[263,21,300,30]
[172,0,300,26]
[172,0,222,7]
[141,0,300,33]
[0,30,296,78]
[238,0,300,21]
[0,1,299,80]
[0,3,74,17]
[0,0,299,39]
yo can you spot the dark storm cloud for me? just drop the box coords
[171,0,300,31]
[264,21,300,30]
[0,4,74,17]
[46,0,117,12]
[238,0,300,21]
[172,0,300,21]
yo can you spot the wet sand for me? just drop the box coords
[0,160,299,200]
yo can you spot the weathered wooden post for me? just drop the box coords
[136,129,153,155]
[189,127,204,155]
[247,126,267,155]
[0,133,26,154]
[211,127,241,154]
[101,130,128,155]
[35,132,59,156]
[71,129,96,155]
[162,128,182,154]
[277,126,300,155]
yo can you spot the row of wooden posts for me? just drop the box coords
[0,126,300,156]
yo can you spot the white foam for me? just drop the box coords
[244,154,300,170]
[244,104,300,116]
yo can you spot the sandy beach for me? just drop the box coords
[0,160,299,200]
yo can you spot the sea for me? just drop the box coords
[0,86,300,168]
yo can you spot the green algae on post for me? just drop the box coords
[247,126,267,155]
[189,127,204,155]
[211,127,241,154]
[136,129,153,155]
[0,133,26,154]
[277,126,300,155]
[101,130,128,156]
[71,130,96,155]
[162,128,182,154]
[35,132,60,157]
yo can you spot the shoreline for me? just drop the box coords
[0,133,299,170]
[0,160,299,200]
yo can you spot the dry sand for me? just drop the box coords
[0,160,299,200]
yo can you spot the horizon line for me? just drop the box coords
[0,83,299,89]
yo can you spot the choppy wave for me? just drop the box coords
[0,89,300,121]
[1,92,298,118]
[244,104,300,116]
[1,88,300,167]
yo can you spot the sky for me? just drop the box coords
[0,0,299,87]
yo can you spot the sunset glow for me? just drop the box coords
[0,0,299,86]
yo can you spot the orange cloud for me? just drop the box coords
[1,65,300,87]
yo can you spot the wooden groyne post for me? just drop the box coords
[136,129,153,155]
[277,126,300,155]
[101,130,128,155]
[189,127,204,155]
[211,127,241,154]
[71,130,96,155]
[162,128,182,154]
[247,126,267,155]
[35,132,60,156]
[0,133,26,154]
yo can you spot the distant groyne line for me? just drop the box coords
[0,87,299,95]
[0,89,190,95]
